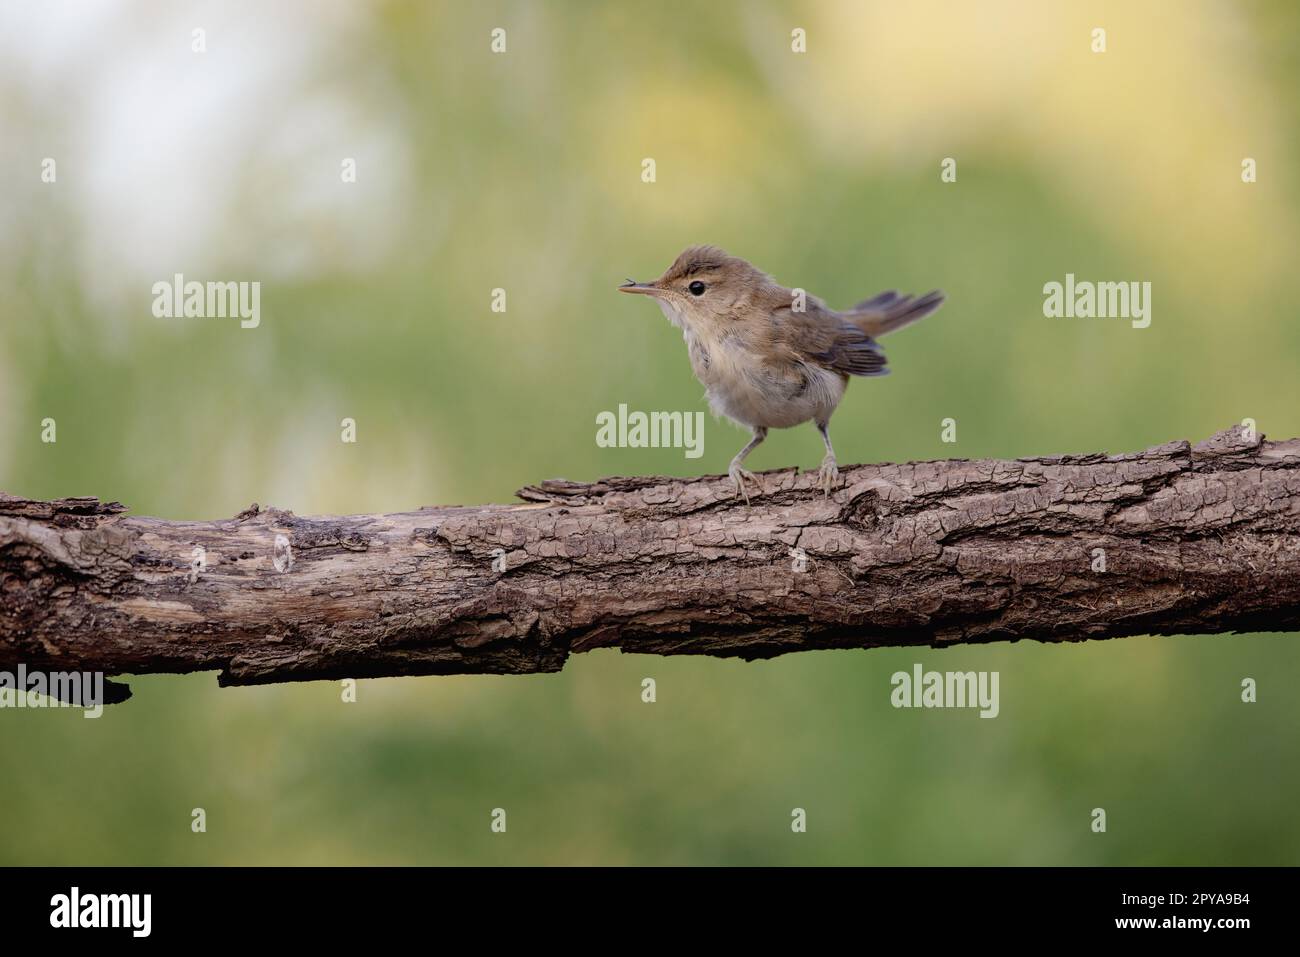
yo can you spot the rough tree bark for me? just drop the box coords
[1,426,1297,702]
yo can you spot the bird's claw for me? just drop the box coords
[818,455,839,497]
[728,463,760,505]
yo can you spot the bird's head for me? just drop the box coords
[619,245,771,332]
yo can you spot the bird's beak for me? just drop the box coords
[618,279,662,297]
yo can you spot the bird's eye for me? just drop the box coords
[688,280,706,296]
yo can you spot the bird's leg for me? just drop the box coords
[728,427,767,504]
[816,420,839,496]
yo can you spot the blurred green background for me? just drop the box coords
[2,0,1298,865]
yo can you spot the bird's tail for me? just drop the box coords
[844,289,945,338]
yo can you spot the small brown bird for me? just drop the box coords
[619,245,944,502]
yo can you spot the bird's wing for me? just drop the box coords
[769,301,890,378]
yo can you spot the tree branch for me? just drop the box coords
[2,425,1297,701]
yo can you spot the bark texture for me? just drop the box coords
[1,426,1297,701]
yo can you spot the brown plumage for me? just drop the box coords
[620,245,945,501]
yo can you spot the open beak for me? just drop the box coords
[618,278,661,296]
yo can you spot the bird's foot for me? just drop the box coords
[728,462,761,505]
[818,454,839,497]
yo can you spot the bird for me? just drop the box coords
[619,245,945,503]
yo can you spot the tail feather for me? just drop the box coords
[846,289,945,338]
[853,290,901,311]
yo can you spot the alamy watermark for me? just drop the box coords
[50,887,150,937]
[0,665,104,718]
[1043,273,1150,329]
[596,403,704,459]
[891,663,999,718]
[152,273,260,328]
